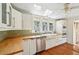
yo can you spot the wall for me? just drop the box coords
[66,8,79,44]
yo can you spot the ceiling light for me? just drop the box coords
[34,4,41,10]
[43,9,52,16]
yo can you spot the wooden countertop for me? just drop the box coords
[0,33,61,55]
[0,37,23,55]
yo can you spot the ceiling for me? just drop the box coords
[13,3,79,19]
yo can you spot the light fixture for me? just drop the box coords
[43,9,52,16]
[34,4,41,10]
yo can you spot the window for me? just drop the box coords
[8,5,12,26]
[49,23,53,31]
[2,3,7,24]
[2,3,12,26]
[42,22,48,32]
[34,21,40,33]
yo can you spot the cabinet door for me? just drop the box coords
[12,8,22,30]
[22,39,30,55]
[46,39,57,49]
[0,3,13,30]
[36,38,42,52]
[22,39,36,55]
[29,39,36,55]
[46,37,66,50]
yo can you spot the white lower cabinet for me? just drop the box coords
[46,37,66,50]
[22,39,36,55]
[22,39,30,55]
[29,39,36,55]
[22,36,67,55]
[46,38,56,50]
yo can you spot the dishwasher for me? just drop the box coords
[36,36,46,53]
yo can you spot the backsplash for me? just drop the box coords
[0,30,32,41]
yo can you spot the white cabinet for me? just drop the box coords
[22,39,30,55]
[46,38,57,49]
[0,3,22,30]
[0,3,12,28]
[22,39,36,55]
[22,14,33,30]
[0,4,2,26]
[36,37,46,53]
[36,38,42,52]
[46,35,66,50]
[29,39,36,55]
[12,8,22,30]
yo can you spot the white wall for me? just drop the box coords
[66,8,79,44]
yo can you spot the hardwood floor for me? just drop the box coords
[73,44,79,53]
[36,43,79,55]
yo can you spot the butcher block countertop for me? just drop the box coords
[0,33,60,55]
[0,37,23,55]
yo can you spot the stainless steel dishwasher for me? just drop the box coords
[36,36,46,53]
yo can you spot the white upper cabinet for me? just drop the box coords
[0,3,22,30]
[12,8,22,30]
[0,3,13,31]
[1,3,12,27]
[0,4,2,26]
[22,14,33,31]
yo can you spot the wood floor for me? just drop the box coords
[36,43,79,55]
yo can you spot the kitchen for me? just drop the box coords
[0,3,78,55]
